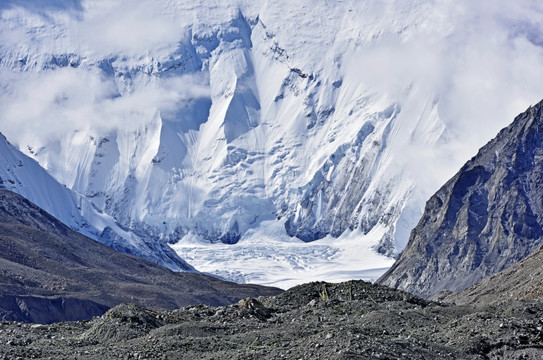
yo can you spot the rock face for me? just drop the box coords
[379,99,543,298]
[0,189,282,323]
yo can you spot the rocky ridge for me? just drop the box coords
[379,99,543,298]
[0,189,281,323]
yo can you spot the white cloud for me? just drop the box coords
[0,0,212,149]
[0,67,210,146]
[77,0,189,56]
[347,0,543,200]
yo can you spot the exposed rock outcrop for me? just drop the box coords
[379,99,543,297]
[0,295,108,324]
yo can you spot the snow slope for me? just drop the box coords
[0,133,193,271]
[1,0,543,286]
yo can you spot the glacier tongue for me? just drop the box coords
[171,219,396,289]
[1,0,543,286]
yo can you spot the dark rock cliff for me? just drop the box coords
[379,99,543,297]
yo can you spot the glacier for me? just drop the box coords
[1,0,543,287]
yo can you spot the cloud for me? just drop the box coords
[427,0,543,196]
[347,0,543,202]
[0,0,190,56]
[77,0,189,56]
[0,0,210,149]
[0,67,210,146]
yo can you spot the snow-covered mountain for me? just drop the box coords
[1,0,543,287]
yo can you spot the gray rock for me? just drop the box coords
[443,241,543,305]
[1,280,543,359]
[379,99,543,297]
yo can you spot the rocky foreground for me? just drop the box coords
[1,280,543,359]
